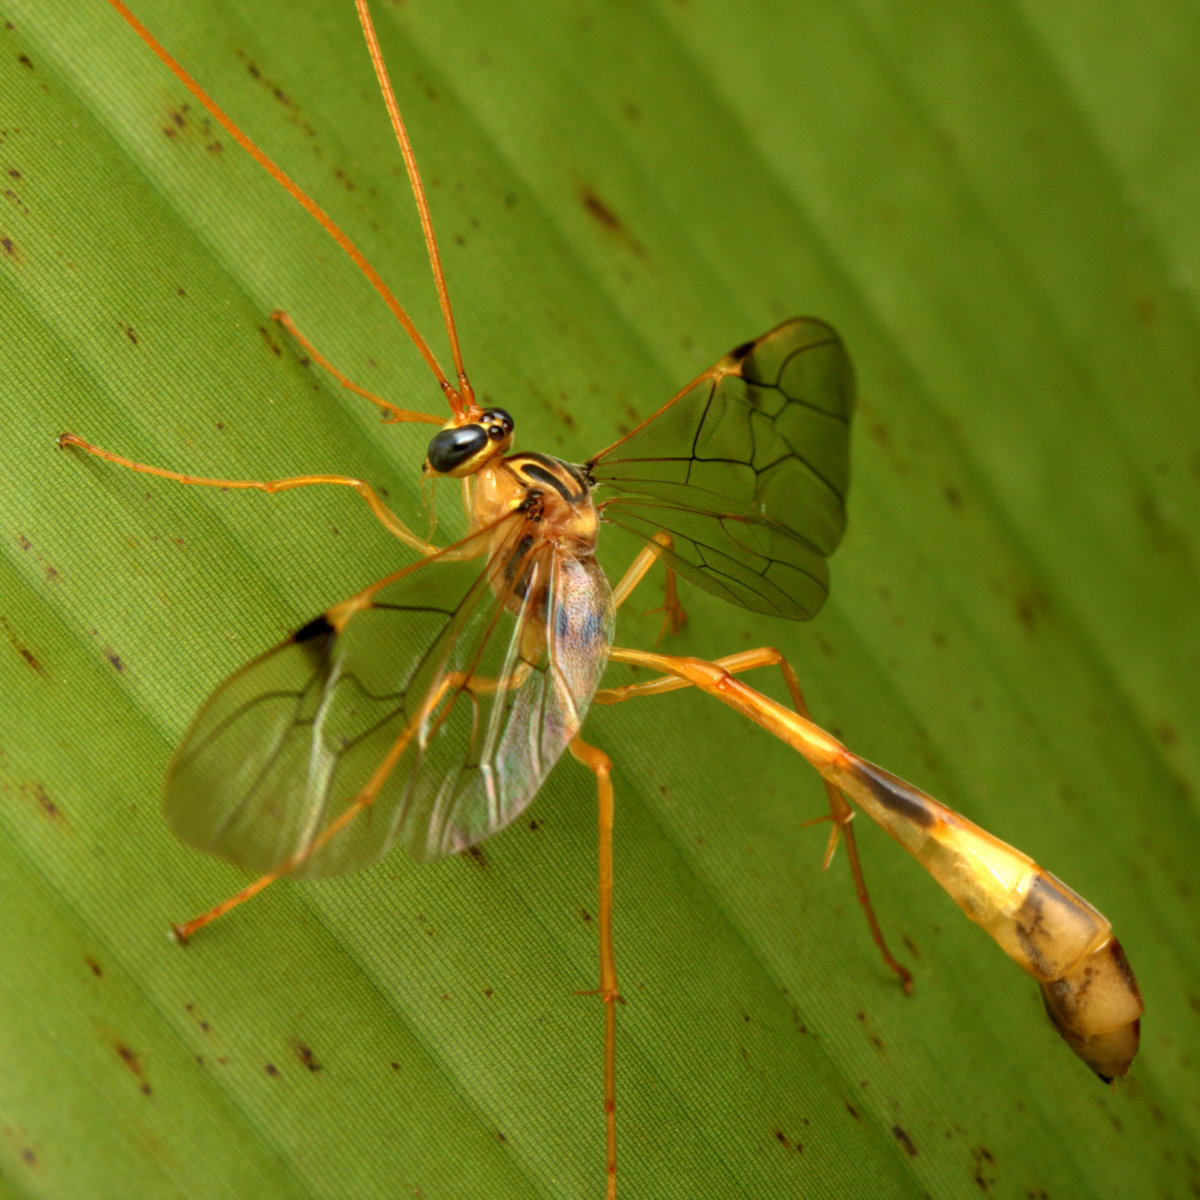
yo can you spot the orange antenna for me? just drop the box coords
[356,0,476,412]
[106,0,468,415]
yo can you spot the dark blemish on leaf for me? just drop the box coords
[105,647,124,672]
[23,781,60,821]
[772,1128,801,1153]
[580,908,592,923]
[1157,720,1179,747]
[467,845,488,870]
[970,1144,995,1190]
[264,1062,279,1076]
[483,988,493,998]
[495,1131,506,1143]
[85,956,103,977]
[239,53,293,109]
[20,1146,36,1166]
[259,325,282,356]
[1014,586,1051,631]
[867,418,908,475]
[291,1041,321,1072]
[943,483,963,510]
[528,818,539,832]
[125,326,138,345]
[0,615,44,675]
[2,236,14,256]
[16,533,61,583]
[390,1061,401,1071]
[18,53,33,69]
[581,186,619,229]
[579,185,645,258]
[892,1125,918,1156]
[115,1042,152,1095]
[845,1102,860,1121]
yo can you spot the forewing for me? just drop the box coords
[163,517,615,877]
[588,318,853,619]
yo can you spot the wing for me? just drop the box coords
[587,318,853,620]
[163,515,616,876]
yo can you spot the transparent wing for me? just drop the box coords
[163,515,615,876]
[587,318,853,620]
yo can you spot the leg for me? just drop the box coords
[569,736,619,1200]
[596,646,911,991]
[59,431,439,556]
[610,532,686,638]
[272,310,444,427]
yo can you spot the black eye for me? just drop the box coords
[426,425,488,474]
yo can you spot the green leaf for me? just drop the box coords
[2,1,1197,1197]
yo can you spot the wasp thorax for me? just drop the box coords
[424,408,515,477]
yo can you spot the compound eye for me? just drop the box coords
[426,424,488,475]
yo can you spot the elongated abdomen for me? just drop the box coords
[830,756,1143,1080]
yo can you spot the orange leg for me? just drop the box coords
[58,432,439,556]
[569,736,619,1200]
[271,310,444,427]
[609,531,686,639]
[595,646,911,992]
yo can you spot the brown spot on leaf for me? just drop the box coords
[772,1128,801,1153]
[115,1042,152,1095]
[21,781,61,821]
[892,1125,918,1156]
[0,615,44,675]
[291,1041,322,1072]
[579,185,645,257]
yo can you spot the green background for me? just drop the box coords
[1,1,1197,1197]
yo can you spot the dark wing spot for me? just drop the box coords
[292,614,335,644]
